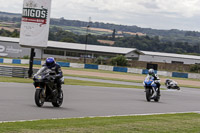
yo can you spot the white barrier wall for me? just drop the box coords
[41,60,46,65]
[98,65,113,71]
[3,59,12,64]
[157,71,172,77]
[128,68,143,74]
[188,73,200,79]
[70,63,84,68]
[21,59,29,64]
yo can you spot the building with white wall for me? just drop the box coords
[140,51,200,64]
[0,36,143,60]
[0,36,200,65]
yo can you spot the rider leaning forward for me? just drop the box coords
[43,57,63,97]
[147,69,161,96]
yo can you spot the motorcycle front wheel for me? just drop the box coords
[35,89,45,107]
[176,86,180,90]
[52,90,63,107]
[146,88,152,102]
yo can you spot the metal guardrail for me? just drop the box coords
[0,66,39,78]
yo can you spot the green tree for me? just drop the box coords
[60,38,76,43]
[111,55,127,66]
[190,64,200,73]
[95,56,106,65]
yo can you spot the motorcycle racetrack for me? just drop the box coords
[0,82,200,122]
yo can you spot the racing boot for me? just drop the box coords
[157,87,161,96]
[57,84,62,99]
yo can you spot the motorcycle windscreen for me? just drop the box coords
[144,75,154,85]
[35,66,51,76]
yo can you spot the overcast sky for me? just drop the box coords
[0,0,200,31]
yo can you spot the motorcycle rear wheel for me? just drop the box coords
[176,86,180,90]
[154,95,160,102]
[35,89,44,107]
[52,90,63,107]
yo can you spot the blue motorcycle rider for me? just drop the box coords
[145,69,161,96]
[43,57,63,97]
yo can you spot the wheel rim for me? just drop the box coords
[39,92,44,105]
[57,92,63,105]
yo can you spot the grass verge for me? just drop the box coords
[0,76,144,89]
[64,74,200,89]
[65,74,142,83]
[0,113,200,133]
[65,79,144,89]
[0,76,33,83]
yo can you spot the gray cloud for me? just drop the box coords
[0,0,200,31]
[140,1,159,9]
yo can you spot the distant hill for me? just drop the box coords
[0,11,21,18]
[1,11,200,44]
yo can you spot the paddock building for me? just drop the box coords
[0,36,200,65]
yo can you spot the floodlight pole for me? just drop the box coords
[84,17,91,64]
[28,48,35,78]
[84,25,89,64]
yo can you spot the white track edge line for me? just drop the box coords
[0,111,200,123]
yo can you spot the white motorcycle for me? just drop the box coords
[165,79,180,90]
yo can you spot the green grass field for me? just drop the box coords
[0,113,200,133]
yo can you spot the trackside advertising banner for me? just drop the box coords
[20,0,52,48]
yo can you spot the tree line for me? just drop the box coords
[0,28,19,37]
[1,11,200,38]
[1,26,200,55]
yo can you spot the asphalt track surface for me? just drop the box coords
[64,76,165,88]
[64,76,144,86]
[0,82,200,122]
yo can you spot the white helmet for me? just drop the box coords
[148,69,155,76]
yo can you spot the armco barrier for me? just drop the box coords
[0,66,13,77]
[12,67,27,78]
[172,72,188,78]
[113,67,128,72]
[0,66,38,78]
[85,64,98,69]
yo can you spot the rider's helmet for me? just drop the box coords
[148,69,155,76]
[166,79,170,83]
[46,57,55,69]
